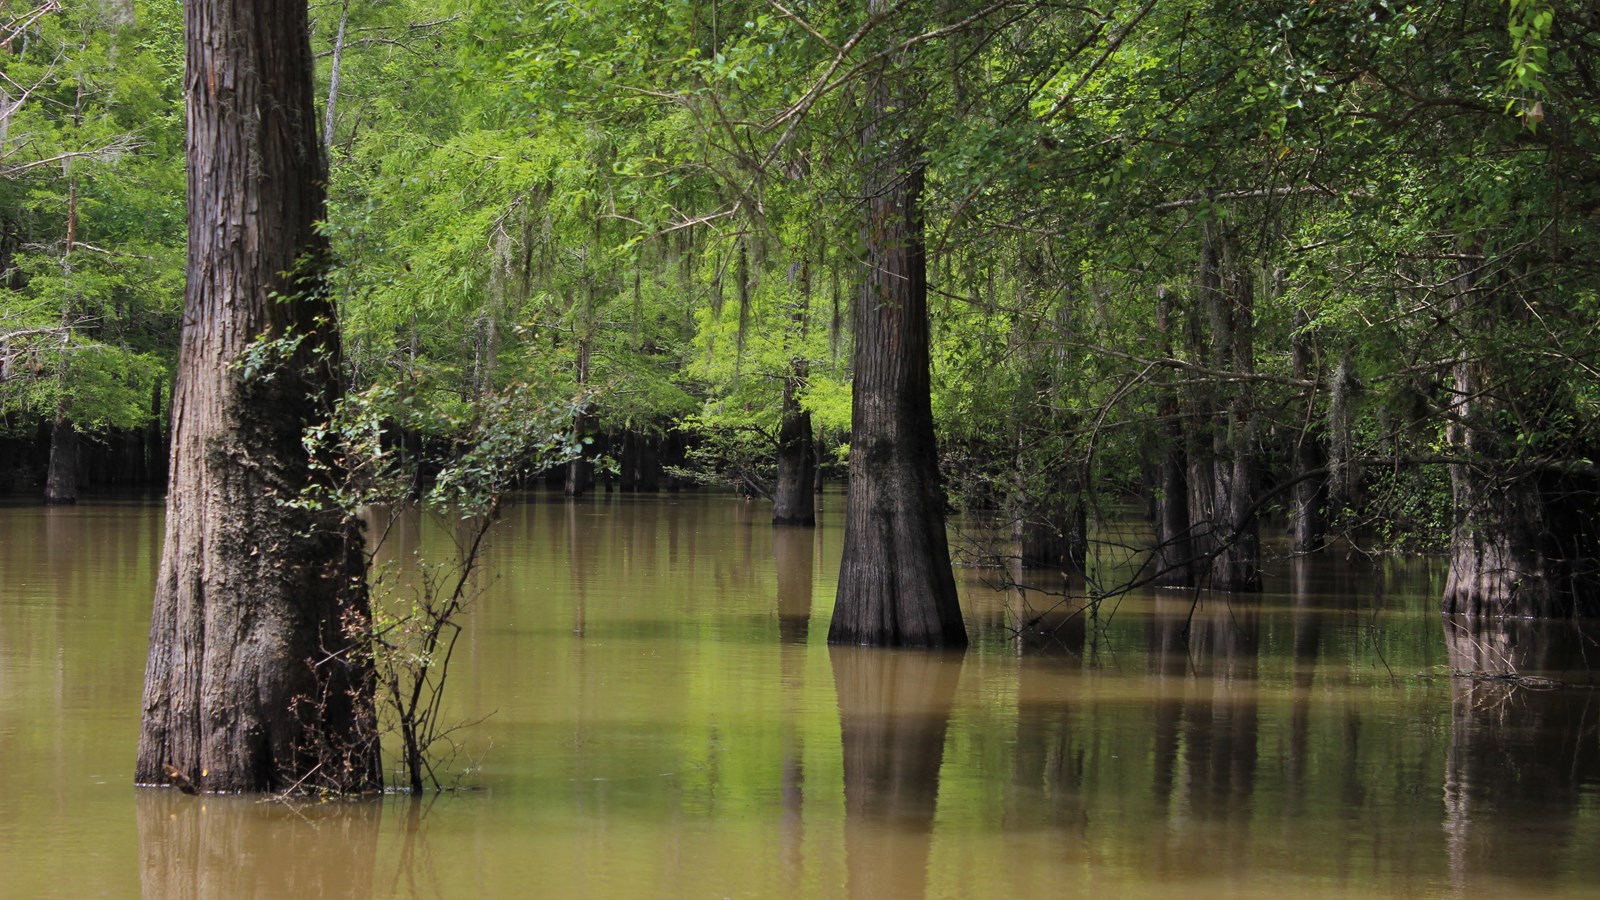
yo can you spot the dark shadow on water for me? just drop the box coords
[831,647,964,900]
[136,789,380,899]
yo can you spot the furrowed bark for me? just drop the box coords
[136,0,379,793]
[829,1,966,647]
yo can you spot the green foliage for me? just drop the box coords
[0,0,184,434]
[9,0,1598,576]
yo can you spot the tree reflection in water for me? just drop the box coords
[773,526,814,647]
[773,526,815,889]
[1144,592,1262,879]
[831,647,963,900]
[135,790,380,899]
[1442,617,1600,893]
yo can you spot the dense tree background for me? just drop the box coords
[3,0,1597,617]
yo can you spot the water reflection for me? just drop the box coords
[773,528,814,887]
[135,791,380,899]
[14,499,1600,896]
[1005,560,1087,657]
[1144,594,1262,878]
[1442,618,1600,893]
[831,648,963,900]
[773,527,814,645]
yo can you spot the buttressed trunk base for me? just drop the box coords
[136,0,379,794]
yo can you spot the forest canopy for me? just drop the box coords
[3,0,1597,618]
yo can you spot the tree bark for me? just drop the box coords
[1199,223,1260,591]
[1289,305,1327,553]
[829,6,965,647]
[1440,253,1600,618]
[136,0,379,793]
[1151,287,1192,586]
[772,369,816,525]
[43,416,77,504]
[773,256,816,525]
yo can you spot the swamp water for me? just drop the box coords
[1,493,1599,898]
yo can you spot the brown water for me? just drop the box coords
[2,493,1599,898]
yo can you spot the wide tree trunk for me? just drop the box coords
[1441,255,1600,618]
[829,7,965,647]
[772,369,816,525]
[136,0,379,793]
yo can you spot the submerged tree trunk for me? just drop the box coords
[1151,288,1192,586]
[829,6,965,647]
[773,256,816,526]
[772,369,816,525]
[1199,223,1260,592]
[43,416,78,504]
[1289,306,1327,554]
[137,0,379,793]
[1441,252,1600,618]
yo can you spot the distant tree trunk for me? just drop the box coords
[1199,223,1260,591]
[146,377,168,487]
[47,92,81,507]
[43,416,77,504]
[1289,304,1327,554]
[1325,348,1358,520]
[1019,488,1086,574]
[772,370,816,525]
[773,256,816,526]
[1151,287,1192,586]
[1439,255,1599,618]
[1017,454,1094,566]
[321,0,350,151]
[137,0,379,793]
[565,338,593,497]
[829,3,965,647]
[619,429,661,493]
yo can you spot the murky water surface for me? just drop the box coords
[2,493,1598,898]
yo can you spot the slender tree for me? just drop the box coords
[136,0,379,792]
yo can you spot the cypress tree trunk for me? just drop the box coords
[829,3,965,647]
[565,340,593,497]
[772,369,816,525]
[43,416,78,504]
[1017,465,1086,575]
[1441,346,1558,617]
[136,0,379,793]
[1151,288,1192,586]
[1289,306,1327,554]
[1199,223,1260,592]
[773,255,816,526]
[1439,252,1600,618]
